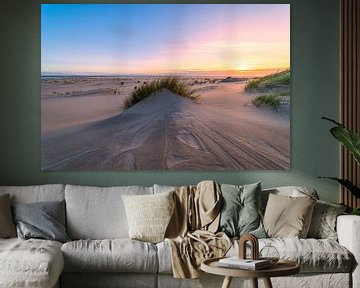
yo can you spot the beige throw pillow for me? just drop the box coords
[263,193,316,238]
[122,191,175,243]
[0,194,17,238]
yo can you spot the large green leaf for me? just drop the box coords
[318,177,360,198]
[331,127,360,165]
[323,117,360,165]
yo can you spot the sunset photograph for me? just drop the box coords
[41,4,290,170]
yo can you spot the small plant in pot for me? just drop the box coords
[320,117,360,215]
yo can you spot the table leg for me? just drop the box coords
[251,278,258,288]
[221,276,233,288]
[263,277,273,288]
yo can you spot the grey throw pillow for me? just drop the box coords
[12,200,70,243]
[307,200,347,240]
[218,182,266,238]
[0,194,16,238]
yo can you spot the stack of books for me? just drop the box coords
[218,257,271,270]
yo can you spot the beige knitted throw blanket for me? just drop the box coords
[165,181,231,279]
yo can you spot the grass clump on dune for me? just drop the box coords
[124,77,198,109]
[246,69,290,111]
[245,69,290,92]
[252,94,282,111]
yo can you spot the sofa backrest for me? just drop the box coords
[153,184,176,194]
[154,183,320,211]
[65,184,153,240]
[0,184,65,204]
[0,184,320,240]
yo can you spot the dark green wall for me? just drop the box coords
[0,0,340,202]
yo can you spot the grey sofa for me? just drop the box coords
[0,184,359,288]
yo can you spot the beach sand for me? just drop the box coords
[41,77,290,170]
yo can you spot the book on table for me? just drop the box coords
[218,257,271,270]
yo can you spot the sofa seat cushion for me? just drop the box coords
[157,238,353,274]
[260,238,353,273]
[231,238,353,273]
[0,238,64,288]
[62,239,158,273]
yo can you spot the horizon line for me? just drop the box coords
[41,68,289,77]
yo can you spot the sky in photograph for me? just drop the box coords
[41,4,290,76]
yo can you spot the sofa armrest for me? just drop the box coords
[337,215,360,288]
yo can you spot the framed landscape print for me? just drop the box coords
[41,4,290,170]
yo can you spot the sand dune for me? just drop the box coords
[41,85,290,170]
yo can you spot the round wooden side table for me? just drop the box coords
[201,257,300,288]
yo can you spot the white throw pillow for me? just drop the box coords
[122,191,175,243]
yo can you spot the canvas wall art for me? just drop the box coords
[41,4,290,170]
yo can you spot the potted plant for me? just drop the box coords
[320,117,360,215]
